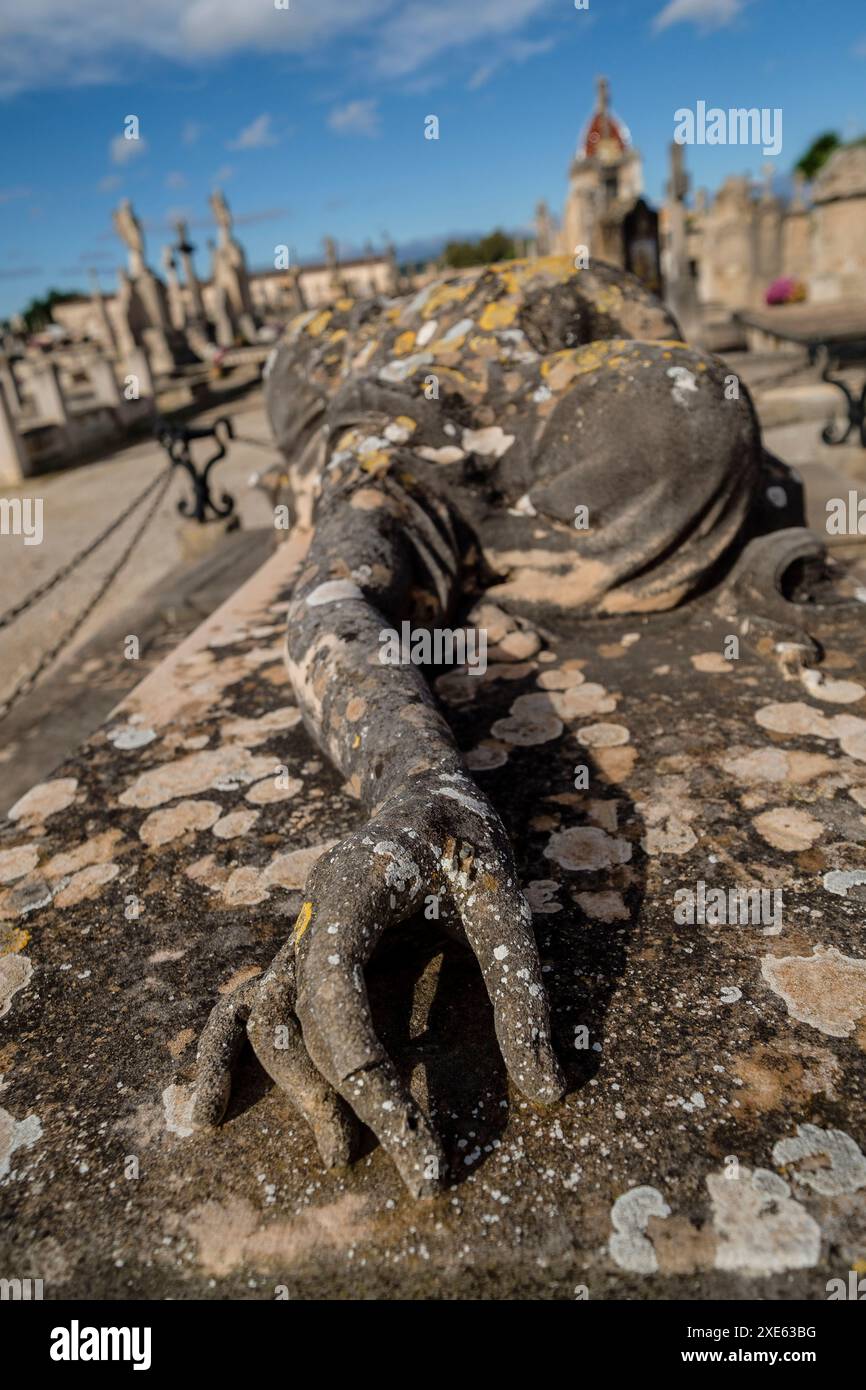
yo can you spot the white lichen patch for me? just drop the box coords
[772,1124,866,1197]
[305,580,365,607]
[107,725,157,750]
[691,652,733,674]
[823,868,866,898]
[754,702,866,761]
[491,695,563,746]
[536,664,585,691]
[0,845,40,884]
[707,1167,820,1276]
[221,866,270,908]
[120,747,275,809]
[465,744,509,771]
[752,806,823,852]
[640,803,698,856]
[720,747,835,785]
[524,880,561,914]
[799,668,865,705]
[162,1084,196,1138]
[245,775,303,805]
[760,945,866,1037]
[264,841,338,891]
[54,862,120,908]
[139,799,222,848]
[8,777,78,823]
[0,954,32,1018]
[0,1104,42,1178]
[576,890,629,922]
[547,683,616,720]
[41,830,123,881]
[755,702,837,739]
[460,426,515,459]
[221,707,302,747]
[544,826,632,872]
[212,809,260,840]
[609,1185,671,1274]
[576,723,630,748]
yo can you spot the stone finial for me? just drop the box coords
[113,199,146,276]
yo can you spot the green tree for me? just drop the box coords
[442,228,517,269]
[794,132,841,182]
[20,287,80,334]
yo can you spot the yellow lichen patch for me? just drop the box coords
[394,415,416,434]
[335,298,354,311]
[352,734,361,749]
[293,900,313,947]
[305,310,332,337]
[479,300,517,331]
[393,330,416,356]
[329,329,347,344]
[421,280,474,318]
[0,924,30,955]
[359,451,392,474]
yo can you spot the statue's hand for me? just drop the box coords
[190,770,564,1196]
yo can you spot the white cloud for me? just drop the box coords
[328,99,381,137]
[182,120,203,145]
[0,0,554,95]
[165,170,187,189]
[110,132,148,165]
[212,164,234,185]
[467,34,554,90]
[97,174,121,193]
[227,113,278,150]
[653,0,746,33]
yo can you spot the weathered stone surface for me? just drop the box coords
[2,524,865,1298]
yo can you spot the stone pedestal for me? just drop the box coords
[0,377,29,483]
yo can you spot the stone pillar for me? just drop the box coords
[175,220,207,324]
[88,270,118,355]
[664,141,699,337]
[534,201,554,258]
[0,378,29,484]
[0,353,23,417]
[162,247,187,332]
[88,355,122,409]
[30,361,71,426]
[212,285,236,348]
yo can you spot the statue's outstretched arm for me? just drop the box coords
[192,445,563,1196]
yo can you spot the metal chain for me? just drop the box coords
[0,466,175,722]
[0,465,172,634]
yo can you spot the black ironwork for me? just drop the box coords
[813,343,866,448]
[154,415,237,523]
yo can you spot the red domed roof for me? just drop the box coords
[583,110,628,159]
[580,78,631,162]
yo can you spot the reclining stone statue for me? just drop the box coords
[190,255,824,1196]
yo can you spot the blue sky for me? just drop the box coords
[0,0,864,319]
